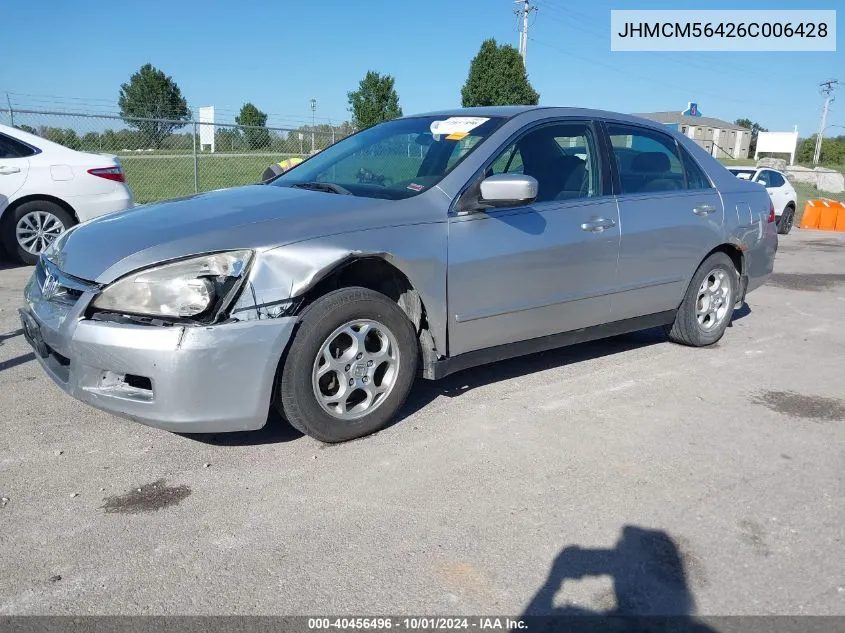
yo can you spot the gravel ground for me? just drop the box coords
[0,229,843,616]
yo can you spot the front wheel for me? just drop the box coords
[3,200,74,265]
[665,252,737,347]
[777,206,795,235]
[277,287,418,443]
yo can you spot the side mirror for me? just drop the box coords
[479,174,538,208]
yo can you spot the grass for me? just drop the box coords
[122,155,297,203]
[718,158,757,167]
[122,154,427,204]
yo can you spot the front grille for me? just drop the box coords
[36,256,99,305]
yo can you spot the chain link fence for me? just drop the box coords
[0,108,349,204]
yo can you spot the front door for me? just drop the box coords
[447,120,620,357]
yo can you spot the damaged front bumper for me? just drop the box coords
[22,272,296,433]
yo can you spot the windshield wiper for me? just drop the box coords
[290,182,353,195]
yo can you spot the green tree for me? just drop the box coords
[118,63,190,148]
[347,71,402,130]
[461,39,539,107]
[39,127,81,150]
[734,118,768,156]
[215,127,243,152]
[81,131,102,151]
[235,103,271,150]
[15,124,37,135]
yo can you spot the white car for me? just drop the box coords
[727,167,797,235]
[0,123,134,264]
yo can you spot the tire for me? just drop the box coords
[277,287,418,443]
[2,200,75,265]
[665,252,737,347]
[777,206,795,235]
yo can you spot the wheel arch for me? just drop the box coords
[707,242,745,276]
[293,255,441,377]
[1,194,79,225]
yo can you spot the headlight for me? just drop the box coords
[91,251,253,318]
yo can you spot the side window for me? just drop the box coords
[490,145,524,175]
[487,121,599,202]
[0,133,36,159]
[679,146,712,190]
[607,124,685,194]
[767,171,785,187]
[756,171,771,187]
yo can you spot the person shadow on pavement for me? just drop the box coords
[520,526,718,633]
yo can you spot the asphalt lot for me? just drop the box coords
[0,229,843,616]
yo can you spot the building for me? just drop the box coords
[635,103,752,160]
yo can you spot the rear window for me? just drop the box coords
[0,133,37,159]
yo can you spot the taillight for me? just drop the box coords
[767,200,776,223]
[87,166,125,182]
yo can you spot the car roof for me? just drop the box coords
[409,106,545,118]
[406,106,692,129]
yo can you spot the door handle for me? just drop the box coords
[580,218,617,233]
[693,205,716,216]
[0,166,21,175]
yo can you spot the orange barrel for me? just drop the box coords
[835,202,845,232]
[818,201,840,231]
[800,200,821,229]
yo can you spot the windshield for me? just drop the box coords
[270,115,504,200]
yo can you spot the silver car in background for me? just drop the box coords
[20,107,777,442]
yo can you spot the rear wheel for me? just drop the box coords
[277,287,418,443]
[665,252,737,347]
[777,206,795,235]
[2,200,74,265]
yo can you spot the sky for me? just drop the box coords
[2,0,842,137]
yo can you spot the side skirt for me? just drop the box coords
[427,311,676,380]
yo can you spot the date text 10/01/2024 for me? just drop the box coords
[307,618,528,630]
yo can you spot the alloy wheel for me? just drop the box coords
[16,211,65,255]
[695,268,732,331]
[311,319,400,420]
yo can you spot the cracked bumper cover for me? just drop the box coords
[23,275,297,433]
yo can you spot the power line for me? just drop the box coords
[1,91,346,127]
[537,3,768,79]
[527,36,774,108]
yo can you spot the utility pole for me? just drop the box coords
[310,97,317,154]
[6,93,14,127]
[813,79,839,165]
[514,0,537,65]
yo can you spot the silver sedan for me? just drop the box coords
[20,107,777,442]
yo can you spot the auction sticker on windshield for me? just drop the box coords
[430,117,490,137]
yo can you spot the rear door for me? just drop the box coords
[447,119,620,356]
[604,122,723,321]
[0,133,32,212]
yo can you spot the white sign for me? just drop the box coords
[755,130,799,165]
[198,106,215,153]
[429,117,489,138]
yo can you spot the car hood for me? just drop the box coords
[46,185,400,283]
